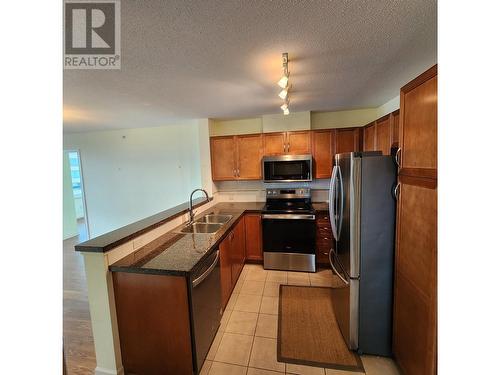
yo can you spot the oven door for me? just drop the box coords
[262,214,316,253]
[262,155,312,182]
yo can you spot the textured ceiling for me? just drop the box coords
[63,0,437,133]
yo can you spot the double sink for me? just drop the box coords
[178,214,233,234]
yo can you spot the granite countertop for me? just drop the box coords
[75,196,214,253]
[109,202,265,276]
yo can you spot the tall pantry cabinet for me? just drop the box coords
[393,65,437,375]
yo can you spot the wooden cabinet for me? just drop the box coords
[210,136,236,181]
[312,130,334,179]
[315,212,334,265]
[210,134,263,181]
[231,219,246,285]
[375,115,391,155]
[363,122,376,151]
[393,65,437,375]
[288,130,311,154]
[312,128,360,179]
[335,128,360,154]
[244,214,263,261]
[112,272,194,374]
[391,109,400,147]
[362,109,400,155]
[220,218,246,308]
[263,132,287,155]
[219,234,233,308]
[236,134,263,179]
[263,131,311,155]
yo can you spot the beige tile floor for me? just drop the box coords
[202,264,401,375]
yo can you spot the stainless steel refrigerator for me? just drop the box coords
[328,151,396,356]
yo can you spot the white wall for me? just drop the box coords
[63,122,202,238]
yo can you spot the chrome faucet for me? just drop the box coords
[188,188,210,224]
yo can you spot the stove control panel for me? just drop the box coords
[266,188,311,199]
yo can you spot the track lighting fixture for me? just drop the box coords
[278,52,291,115]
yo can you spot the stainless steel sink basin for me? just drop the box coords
[179,222,223,234]
[195,214,233,224]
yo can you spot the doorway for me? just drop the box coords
[64,150,89,241]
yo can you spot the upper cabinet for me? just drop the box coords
[335,128,360,154]
[361,109,401,155]
[363,122,376,151]
[375,115,391,155]
[263,131,311,155]
[312,130,334,179]
[210,134,263,181]
[236,134,263,180]
[391,110,400,147]
[400,72,437,170]
[312,127,360,179]
[210,136,236,181]
[287,131,311,154]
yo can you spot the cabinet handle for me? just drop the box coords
[393,183,401,200]
[237,169,240,177]
[287,143,290,152]
[395,147,402,167]
[283,143,285,152]
[233,169,236,177]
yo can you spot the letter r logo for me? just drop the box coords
[65,1,116,54]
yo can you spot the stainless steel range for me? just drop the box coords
[262,188,316,272]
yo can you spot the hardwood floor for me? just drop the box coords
[63,220,96,375]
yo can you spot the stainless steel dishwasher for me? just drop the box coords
[189,249,222,374]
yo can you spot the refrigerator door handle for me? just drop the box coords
[329,166,338,240]
[336,165,344,241]
[329,248,348,285]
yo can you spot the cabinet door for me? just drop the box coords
[210,136,236,181]
[363,123,376,151]
[400,73,437,170]
[219,234,233,309]
[287,131,311,154]
[391,110,400,147]
[236,134,263,180]
[263,132,286,155]
[393,181,437,375]
[335,128,360,154]
[231,219,246,285]
[244,214,262,261]
[312,130,333,179]
[376,116,391,155]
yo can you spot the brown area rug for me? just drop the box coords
[277,285,364,372]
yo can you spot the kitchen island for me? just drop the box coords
[93,202,263,375]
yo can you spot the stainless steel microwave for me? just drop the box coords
[262,154,313,182]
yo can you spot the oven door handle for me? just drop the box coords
[262,214,316,220]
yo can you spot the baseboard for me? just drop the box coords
[94,366,124,375]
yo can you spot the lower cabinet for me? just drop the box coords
[244,214,263,261]
[220,217,246,308]
[219,235,233,308]
[315,212,334,265]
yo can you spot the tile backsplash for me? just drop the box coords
[214,179,329,202]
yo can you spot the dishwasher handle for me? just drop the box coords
[192,250,220,287]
